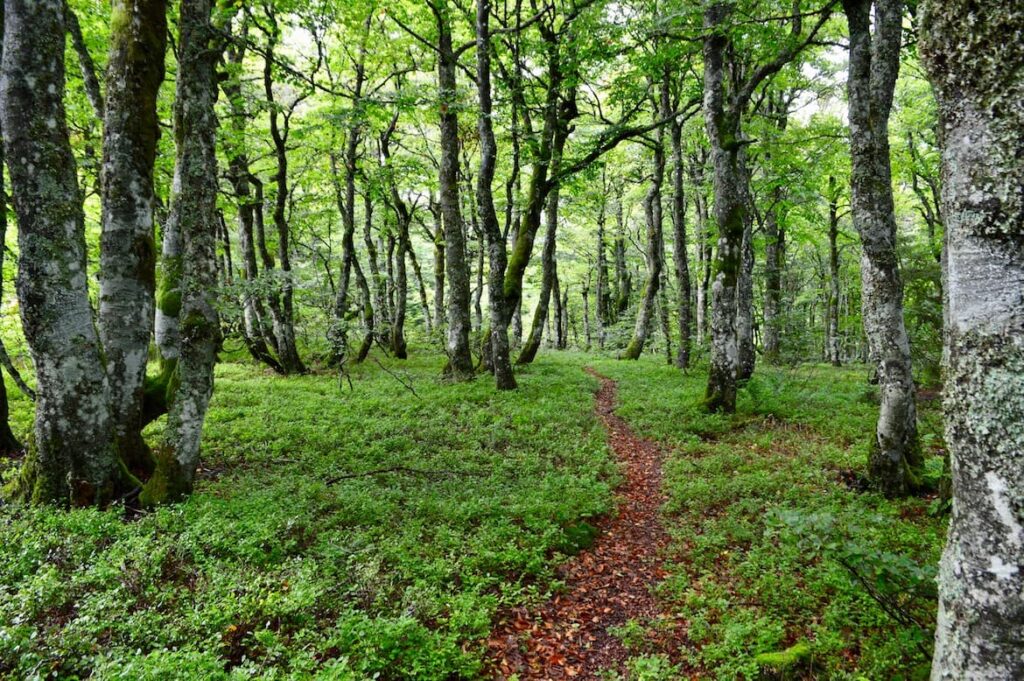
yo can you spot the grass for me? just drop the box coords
[589,355,946,680]
[0,349,947,680]
[0,352,616,680]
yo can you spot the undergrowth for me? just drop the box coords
[0,351,615,680]
[589,356,945,681]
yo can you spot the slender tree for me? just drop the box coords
[142,0,222,504]
[843,0,921,496]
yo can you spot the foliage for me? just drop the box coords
[589,356,946,680]
[0,353,615,679]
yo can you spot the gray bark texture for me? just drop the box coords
[475,0,516,389]
[623,82,668,360]
[143,0,222,504]
[1,0,124,504]
[844,0,922,496]
[98,0,167,472]
[921,2,1024,678]
[436,0,473,379]
[671,121,692,369]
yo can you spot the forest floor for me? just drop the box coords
[487,369,678,679]
[0,350,948,680]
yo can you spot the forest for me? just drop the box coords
[0,0,1020,678]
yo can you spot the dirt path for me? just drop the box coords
[486,368,677,679]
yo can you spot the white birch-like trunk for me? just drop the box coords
[921,2,1024,677]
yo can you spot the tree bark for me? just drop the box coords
[435,0,473,379]
[98,0,167,474]
[1,0,123,504]
[142,0,222,505]
[671,121,692,369]
[221,33,283,374]
[518,186,560,364]
[827,176,842,366]
[475,0,515,388]
[623,82,668,360]
[261,21,305,374]
[844,0,921,496]
[921,2,1024,677]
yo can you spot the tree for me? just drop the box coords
[702,0,834,412]
[98,0,167,473]
[920,1,1024,677]
[142,0,222,504]
[843,0,921,496]
[0,0,123,504]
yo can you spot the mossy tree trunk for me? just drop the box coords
[98,0,167,476]
[671,120,692,369]
[141,0,222,505]
[1,0,124,504]
[258,11,305,375]
[221,30,283,374]
[380,111,410,360]
[921,2,1024,677]
[703,0,831,411]
[826,176,842,367]
[623,77,669,361]
[475,0,516,388]
[434,0,473,379]
[518,186,561,365]
[843,0,921,496]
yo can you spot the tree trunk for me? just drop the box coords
[552,268,564,349]
[222,42,283,373]
[613,185,631,316]
[429,199,446,334]
[689,152,712,346]
[475,0,515,388]
[406,240,432,335]
[141,0,222,505]
[436,1,473,379]
[703,9,748,410]
[921,3,1024,677]
[262,28,305,374]
[736,195,756,381]
[380,117,410,359]
[624,83,668,360]
[844,0,921,496]
[97,0,167,475]
[827,177,842,366]
[671,121,692,369]
[0,102,18,456]
[1,0,124,504]
[518,187,560,364]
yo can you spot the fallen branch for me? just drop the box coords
[373,357,421,399]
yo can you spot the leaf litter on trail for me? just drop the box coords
[486,369,687,679]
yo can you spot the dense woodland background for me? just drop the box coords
[0,0,1020,679]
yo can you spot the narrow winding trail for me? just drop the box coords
[487,369,677,679]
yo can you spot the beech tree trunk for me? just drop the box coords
[844,0,921,496]
[97,0,167,474]
[518,187,560,365]
[0,10,21,457]
[921,2,1024,677]
[671,121,692,369]
[1,0,122,504]
[262,27,305,374]
[736,195,756,381]
[475,0,515,388]
[623,84,668,360]
[142,0,221,505]
[703,9,746,409]
[827,177,842,366]
[222,36,283,374]
[435,0,473,379]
